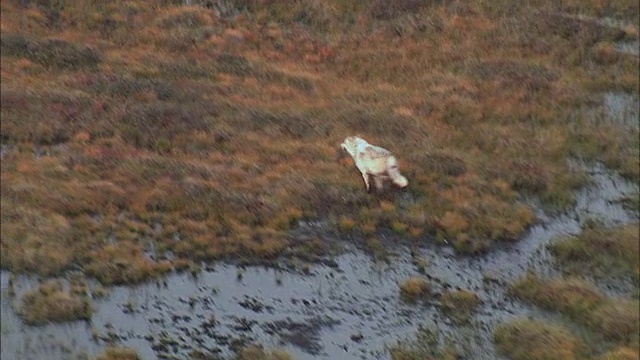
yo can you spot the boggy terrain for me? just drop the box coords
[0,0,639,359]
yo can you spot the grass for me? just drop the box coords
[494,318,581,360]
[549,223,640,281]
[0,0,638,284]
[399,276,431,303]
[235,345,293,360]
[389,327,458,360]
[96,347,140,360]
[18,279,93,325]
[510,273,639,345]
[439,289,480,325]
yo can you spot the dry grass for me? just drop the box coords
[550,223,640,281]
[0,0,638,283]
[235,345,293,360]
[96,346,140,360]
[439,289,480,324]
[18,279,93,325]
[399,276,431,303]
[389,328,458,360]
[494,318,581,360]
[510,273,640,345]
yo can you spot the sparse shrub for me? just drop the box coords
[19,279,93,325]
[440,289,480,324]
[97,346,140,360]
[399,276,431,303]
[494,318,580,360]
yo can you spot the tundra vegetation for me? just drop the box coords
[500,222,640,360]
[0,0,638,357]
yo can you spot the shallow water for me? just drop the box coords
[2,157,637,360]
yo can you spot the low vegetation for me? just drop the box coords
[96,347,140,360]
[549,223,640,281]
[510,273,639,348]
[494,318,581,360]
[0,0,637,286]
[399,276,431,303]
[235,345,293,360]
[18,279,93,325]
[389,328,458,360]
[439,289,480,324]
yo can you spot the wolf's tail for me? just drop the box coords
[387,157,408,188]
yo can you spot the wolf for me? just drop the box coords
[340,136,409,192]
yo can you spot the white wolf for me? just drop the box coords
[340,136,409,192]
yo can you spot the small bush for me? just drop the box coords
[494,318,580,360]
[399,276,431,303]
[19,280,93,325]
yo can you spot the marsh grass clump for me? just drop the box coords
[389,328,458,360]
[19,279,93,325]
[439,289,480,325]
[549,224,640,281]
[235,345,293,360]
[510,273,640,344]
[399,276,431,303]
[494,318,581,360]
[96,346,140,360]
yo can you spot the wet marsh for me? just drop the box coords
[1,0,639,359]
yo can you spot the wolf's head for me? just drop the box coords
[340,136,367,158]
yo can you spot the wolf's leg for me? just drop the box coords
[374,176,384,191]
[362,172,371,192]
